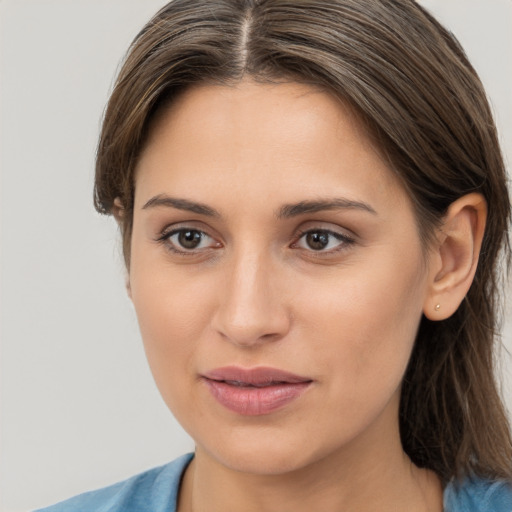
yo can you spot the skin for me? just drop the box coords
[123,80,485,511]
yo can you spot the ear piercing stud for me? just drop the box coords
[435,304,441,311]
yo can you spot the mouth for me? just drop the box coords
[201,366,313,416]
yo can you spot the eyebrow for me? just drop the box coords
[141,194,377,218]
[277,198,377,218]
[142,195,220,217]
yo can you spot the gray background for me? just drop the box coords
[1,1,511,511]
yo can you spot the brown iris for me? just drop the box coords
[306,231,330,251]
[178,230,203,249]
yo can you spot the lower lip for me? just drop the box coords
[203,379,311,416]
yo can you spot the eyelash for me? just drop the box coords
[292,228,355,254]
[156,228,220,256]
[156,227,355,256]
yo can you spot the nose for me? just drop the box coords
[211,249,291,347]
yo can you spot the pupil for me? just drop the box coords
[178,230,202,249]
[306,231,329,250]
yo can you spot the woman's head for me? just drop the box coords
[95,0,511,482]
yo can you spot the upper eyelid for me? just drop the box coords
[295,227,352,238]
[156,223,356,247]
[293,228,355,248]
[294,223,356,241]
[159,224,350,235]
[159,222,216,238]
[160,227,216,243]
[157,228,220,256]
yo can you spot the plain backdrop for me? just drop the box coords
[1,1,511,511]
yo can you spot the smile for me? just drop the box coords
[201,366,313,416]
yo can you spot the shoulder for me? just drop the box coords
[34,453,194,512]
[444,476,512,512]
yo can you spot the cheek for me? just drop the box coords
[129,257,218,405]
[297,251,426,401]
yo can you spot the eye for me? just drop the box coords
[294,229,354,252]
[159,228,220,254]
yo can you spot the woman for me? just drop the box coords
[36,0,512,510]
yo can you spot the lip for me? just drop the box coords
[201,366,313,416]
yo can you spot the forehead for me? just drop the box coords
[142,80,375,162]
[134,80,409,214]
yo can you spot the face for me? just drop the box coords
[129,80,433,475]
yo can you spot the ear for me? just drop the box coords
[112,197,125,224]
[112,197,132,299]
[423,193,487,321]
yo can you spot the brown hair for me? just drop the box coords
[95,0,512,483]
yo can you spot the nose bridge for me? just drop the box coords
[213,244,289,346]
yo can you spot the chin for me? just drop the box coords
[211,444,317,476]
[195,424,345,477]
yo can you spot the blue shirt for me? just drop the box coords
[35,453,512,512]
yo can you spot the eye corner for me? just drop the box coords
[155,226,223,257]
[292,227,356,254]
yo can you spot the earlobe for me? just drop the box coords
[423,193,487,321]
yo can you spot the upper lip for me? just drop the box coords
[202,366,313,387]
